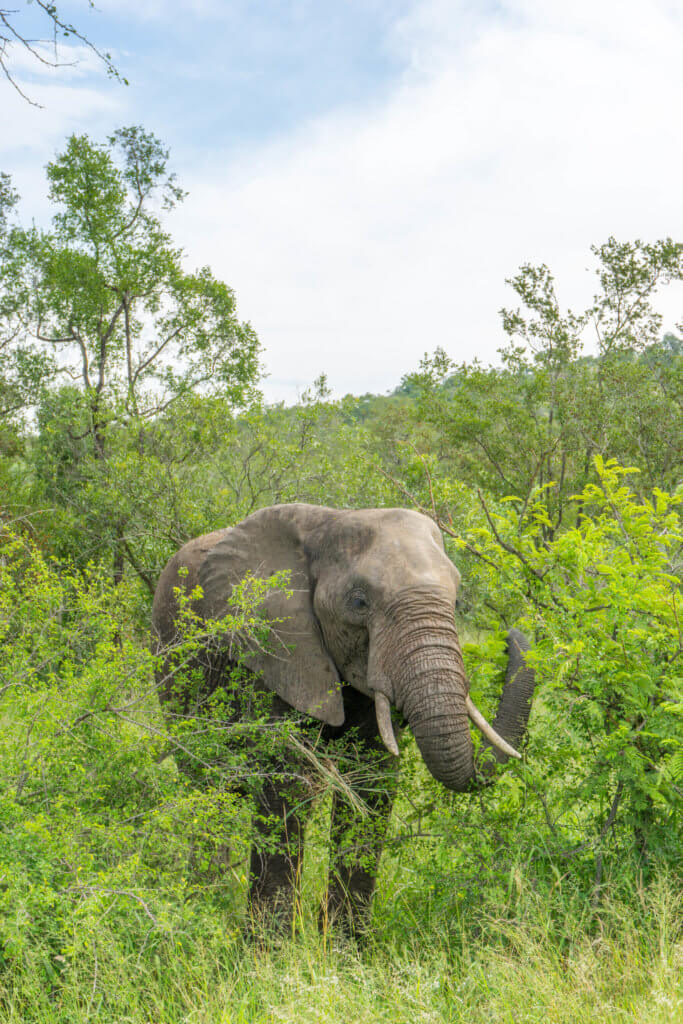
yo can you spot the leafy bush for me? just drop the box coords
[459,459,682,879]
[0,526,300,975]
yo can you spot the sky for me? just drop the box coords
[2,0,683,402]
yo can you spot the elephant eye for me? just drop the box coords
[350,593,368,611]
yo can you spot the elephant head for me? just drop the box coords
[153,503,534,791]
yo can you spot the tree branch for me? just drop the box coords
[476,488,547,581]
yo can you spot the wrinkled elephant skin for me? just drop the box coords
[152,504,536,936]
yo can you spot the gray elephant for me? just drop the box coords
[152,503,535,935]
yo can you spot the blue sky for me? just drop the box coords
[3,1,683,401]
[89,2,414,154]
[5,1,413,153]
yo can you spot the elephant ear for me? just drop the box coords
[198,503,344,726]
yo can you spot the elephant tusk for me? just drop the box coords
[465,696,522,760]
[374,692,400,757]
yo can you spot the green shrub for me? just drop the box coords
[460,458,682,880]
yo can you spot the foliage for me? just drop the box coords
[454,459,682,877]
[399,241,683,532]
[0,875,680,1022]
[0,128,262,578]
[0,171,53,425]
[1,516,681,1018]
[2,128,261,426]
[1,198,681,1017]
[0,524,303,972]
[22,376,392,594]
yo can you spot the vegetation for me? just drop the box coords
[1,128,681,1022]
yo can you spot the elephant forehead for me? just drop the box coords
[353,506,440,533]
[358,543,457,591]
[312,512,455,589]
[342,507,440,543]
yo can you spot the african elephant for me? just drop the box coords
[151,503,535,935]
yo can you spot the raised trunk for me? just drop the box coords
[478,628,536,774]
[495,629,536,746]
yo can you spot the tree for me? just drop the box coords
[398,239,683,538]
[465,460,682,875]
[0,172,54,424]
[0,127,262,579]
[1,1,123,105]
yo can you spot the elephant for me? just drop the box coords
[151,503,536,936]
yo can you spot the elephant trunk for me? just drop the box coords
[369,597,533,792]
[370,594,475,791]
[404,667,475,791]
[477,628,536,776]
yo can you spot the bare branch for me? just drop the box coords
[0,2,124,107]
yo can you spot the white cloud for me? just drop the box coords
[3,42,106,80]
[171,0,683,401]
[3,1,681,402]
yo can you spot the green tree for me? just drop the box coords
[399,240,683,538]
[86,378,394,594]
[1,128,262,579]
[0,521,295,968]
[463,460,682,876]
[391,458,682,881]
[0,172,53,426]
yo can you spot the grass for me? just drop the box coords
[2,576,680,1023]
[1,871,680,1023]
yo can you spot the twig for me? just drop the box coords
[72,886,158,925]
[476,489,546,581]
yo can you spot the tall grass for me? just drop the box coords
[1,869,680,1023]
[1,529,680,1022]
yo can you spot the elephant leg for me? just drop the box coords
[323,695,399,938]
[248,770,307,934]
